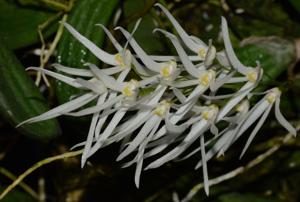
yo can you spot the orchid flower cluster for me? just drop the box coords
[20,4,296,194]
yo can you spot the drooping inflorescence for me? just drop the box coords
[20,3,296,194]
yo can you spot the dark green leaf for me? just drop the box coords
[0,0,57,50]
[0,39,61,141]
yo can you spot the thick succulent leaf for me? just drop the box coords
[0,40,60,141]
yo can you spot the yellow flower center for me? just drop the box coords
[115,53,125,68]
[246,71,258,83]
[161,66,171,77]
[198,48,206,59]
[122,79,139,98]
[154,100,171,117]
[199,70,215,86]
[202,104,218,120]
[115,50,132,68]
[235,100,249,112]
[266,88,281,104]
[160,60,177,79]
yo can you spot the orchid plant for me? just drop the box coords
[19,3,296,195]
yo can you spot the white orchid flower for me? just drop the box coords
[217,88,296,158]
[115,26,180,85]
[20,21,146,128]
[79,78,141,166]
[155,3,216,63]
[194,99,250,168]
[69,84,167,152]
[63,22,132,71]
[81,88,166,169]
[143,81,216,161]
[17,4,297,192]
[141,75,217,161]
[221,17,261,77]
[153,28,219,108]
[214,17,264,121]
[112,100,172,188]
[95,22,154,77]
[145,104,219,195]
[17,65,111,127]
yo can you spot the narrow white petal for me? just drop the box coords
[70,141,87,150]
[138,55,201,62]
[131,56,155,77]
[88,109,127,157]
[101,67,124,75]
[221,99,269,152]
[275,97,297,136]
[149,85,205,144]
[172,88,187,103]
[145,120,209,169]
[221,17,251,75]
[66,95,124,117]
[173,80,199,88]
[95,24,123,51]
[112,85,166,135]
[81,96,104,167]
[210,71,235,92]
[53,63,121,76]
[189,35,207,47]
[111,19,153,76]
[99,109,127,143]
[93,92,109,138]
[27,67,82,88]
[52,63,93,77]
[216,81,254,121]
[165,111,189,134]
[117,67,131,81]
[115,27,161,72]
[122,18,142,53]
[240,105,272,158]
[86,63,123,91]
[171,85,206,122]
[134,152,143,188]
[194,127,233,167]
[200,135,209,195]
[210,124,219,136]
[145,144,187,169]
[139,76,159,87]
[107,112,153,144]
[134,119,161,187]
[238,101,269,136]
[63,22,117,66]
[201,92,237,100]
[18,93,97,126]
[216,123,246,157]
[226,77,248,83]
[154,28,203,77]
[117,116,159,161]
[155,3,206,53]
[92,68,131,138]
[204,39,216,67]
[145,55,179,61]
[75,78,106,93]
[216,51,230,67]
